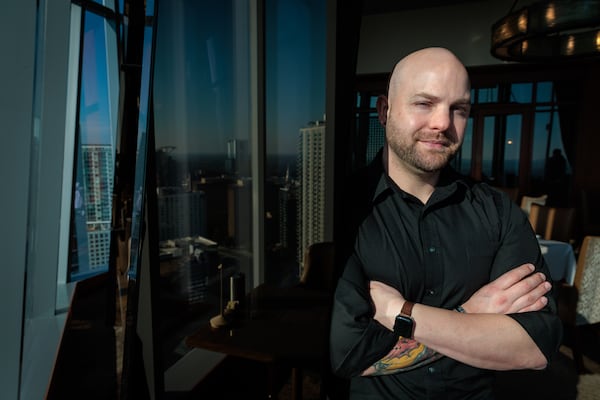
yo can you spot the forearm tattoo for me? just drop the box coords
[362,337,444,376]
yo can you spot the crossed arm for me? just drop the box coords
[362,263,551,376]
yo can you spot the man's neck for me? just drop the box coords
[383,148,440,204]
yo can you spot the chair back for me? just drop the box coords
[573,236,600,325]
[528,204,576,243]
[520,194,548,216]
[299,241,335,292]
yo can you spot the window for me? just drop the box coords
[150,0,254,373]
[264,0,326,286]
[67,5,120,282]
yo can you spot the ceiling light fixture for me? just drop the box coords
[491,0,600,61]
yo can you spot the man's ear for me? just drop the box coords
[376,95,388,126]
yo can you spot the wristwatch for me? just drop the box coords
[393,300,415,339]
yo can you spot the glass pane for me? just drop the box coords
[369,95,378,108]
[531,112,552,181]
[481,114,522,187]
[367,113,385,164]
[477,86,498,103]
[128,24,155,281]
[482,116,495,179]
[265,0,326,286]
[531,109,570,203]
[69,11,119,282]
[504,114,522,186]
[91,0,115,9]
[152,0,252,369]
[536,81,554,103]
[453,117,472,175]
[509,83,533,103]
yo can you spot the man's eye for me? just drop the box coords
[453,107,469,117]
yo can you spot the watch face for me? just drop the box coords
[394,315,414,338]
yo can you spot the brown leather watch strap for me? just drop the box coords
[401,300,414,317]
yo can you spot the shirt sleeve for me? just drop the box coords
[329,252,399,378]
[490,193,563,362]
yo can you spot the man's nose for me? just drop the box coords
[429,107,451,132]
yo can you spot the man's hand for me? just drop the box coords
[461,263,551,314]
[369,263,551,329]
[363,263,552,376]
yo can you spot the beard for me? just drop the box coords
[386,124,460,173]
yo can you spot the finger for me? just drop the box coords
[510,281,551,312]
[504,272,547,301]
[517,295,549,313]
[491,263,536,290]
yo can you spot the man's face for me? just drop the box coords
[385,60,471,174]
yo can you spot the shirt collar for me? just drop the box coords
[369,150,470,204]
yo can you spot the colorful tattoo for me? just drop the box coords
[362,337,443,376]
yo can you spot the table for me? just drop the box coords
[538,239,577,285]
[185,284,332,399]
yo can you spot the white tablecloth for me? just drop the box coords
[538,239,577,285]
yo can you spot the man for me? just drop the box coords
[329,47,562,399]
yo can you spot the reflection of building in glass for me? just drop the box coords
[71,144,114,281]
[156,146,178,187]
[225,139,249,176]
[227,179,252,249]
[157,187,207,241]
[82,145,114,222]
[297,121,326,268]
[278,184,297,251]
[192,177,232,245]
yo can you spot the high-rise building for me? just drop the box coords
[225,138,249,176]
[278,184,298,251]
[157,188,207,242]
[297,121,326,270]
[71,144,114,280]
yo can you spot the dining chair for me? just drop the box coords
[296,241,337,399]
[528,204,576,243]
[580,189,600,237]
[557,235,600,373]
[520,194,548,216]
[299,241,336,293]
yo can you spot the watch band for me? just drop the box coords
[401,300,414,317]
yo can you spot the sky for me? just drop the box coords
[151,0,326,157]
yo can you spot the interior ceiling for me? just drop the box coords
[362,0,485,15]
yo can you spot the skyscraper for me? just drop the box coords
[157,188,207,242]
[297,121,326,271]
[70,144,114,280]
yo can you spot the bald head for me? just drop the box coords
[388,47,470,103]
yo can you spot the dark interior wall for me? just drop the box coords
[576,66,600,192]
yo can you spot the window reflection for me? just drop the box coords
[265,0,326,286]
[69,10,119,282]
[152,0,253,368]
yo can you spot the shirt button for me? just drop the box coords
[428,247,436,253]
[426,289,435,296]
[428,366,436,374]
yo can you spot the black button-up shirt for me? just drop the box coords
[330,153,562,399]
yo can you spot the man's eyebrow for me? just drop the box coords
[412,92,438,101]
[453,100,471,108]
[411,93,471,105]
